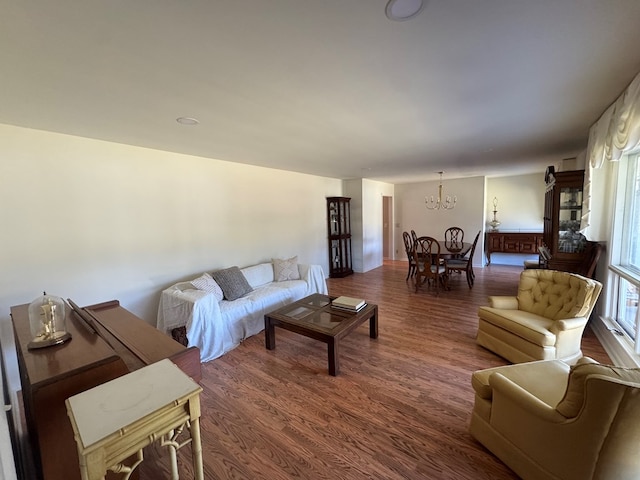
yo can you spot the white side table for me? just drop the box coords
[66,359,204,480]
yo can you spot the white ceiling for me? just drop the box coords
[2,1,640,184]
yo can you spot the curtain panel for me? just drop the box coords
[588,71,640,167]
[581,70,640,232]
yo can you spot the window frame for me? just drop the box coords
[607,152,640,353]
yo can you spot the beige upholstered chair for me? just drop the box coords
[470,357,640,480]
[477,269,602,364]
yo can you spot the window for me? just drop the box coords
[609,153,640,350]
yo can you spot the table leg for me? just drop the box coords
[328,339,339,376]
[369,308,378,339]
[190,417,205,480]
[168,429,178,480]
[264,316,276,350]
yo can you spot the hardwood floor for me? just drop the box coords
[140,261,610,480]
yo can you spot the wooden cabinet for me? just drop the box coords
[11,303,129,480]
[327,197,353,278]
[486,232,543,264]
[543,169,589,273]
[9,300,200,480]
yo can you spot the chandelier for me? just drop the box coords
[425,171,457,210]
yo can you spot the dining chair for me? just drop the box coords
[444,226,464,246]
[402,231,417,281]
[413,236,448,295]
[445,230,480,288]
[410,229,418,246]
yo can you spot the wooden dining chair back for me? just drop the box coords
[444,227,464,246]
[413,236,448,295]
[410,229,418,246]
[445,230,480,288]
[402,231,417,281]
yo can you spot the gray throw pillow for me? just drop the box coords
[211,266,253,301]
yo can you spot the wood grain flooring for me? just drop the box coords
[140,262,610,480]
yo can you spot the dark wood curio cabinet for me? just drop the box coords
[543,169,589,273]
[327,197,353,278]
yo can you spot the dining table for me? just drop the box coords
[412,238,471,263]
[438,240,472,259]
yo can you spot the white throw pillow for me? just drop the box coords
[191,273,224,302]
[273,256,301,282]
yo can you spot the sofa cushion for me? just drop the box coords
[556,359,640,417]
[211,266,253,301]
[472,359,569,405]
[241,263,274,289]
[190,273,224,302]
[273,256,301,281]
[478,306,556,347]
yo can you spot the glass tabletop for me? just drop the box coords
[274,294,367,330]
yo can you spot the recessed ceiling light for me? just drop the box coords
[385,0,424,21]
[176,117,199,126]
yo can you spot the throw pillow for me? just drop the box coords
[211,266,253,301]
[556,359,640,417]
[190,273,224,302]
[273,256,301,282]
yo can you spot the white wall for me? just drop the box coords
[394,176,486,268]
[485,172,544,265]
[343,180,364,272]
[485,173,545,231]
[0,124,342,325]
[394,172,545,267]
[361,179,395,272]
[344,179,395,273]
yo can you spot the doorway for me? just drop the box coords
[383,196,393,260]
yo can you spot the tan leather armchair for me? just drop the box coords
[477,270,602,364]
[470,358,640,480]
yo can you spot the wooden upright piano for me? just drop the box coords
[10,299,201,480]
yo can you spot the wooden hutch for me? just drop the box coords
[543,168,590,273]
[326,197,353,278]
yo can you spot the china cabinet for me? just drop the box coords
[543,169,589,272]
[326,197,353,278]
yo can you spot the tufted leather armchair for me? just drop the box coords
[470,357,640,479]
[477,269,602,364]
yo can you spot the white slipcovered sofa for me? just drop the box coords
[157,261,327,362]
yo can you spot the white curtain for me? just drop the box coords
[581,70,640,232]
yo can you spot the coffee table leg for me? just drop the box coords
[265,316,276,350]
[328,339,339,376]
[369,307,378,339]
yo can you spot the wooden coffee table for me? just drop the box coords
[264,293,378,376]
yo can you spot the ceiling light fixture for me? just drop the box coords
[176,117,199,126]
[385,0,424,21]
[425,171,456,210]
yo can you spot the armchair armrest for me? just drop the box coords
[490,373,567,423]
[157,285,221,333]
[553,317,589,332]
[487,296,518,310]
[299,263,328,295]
